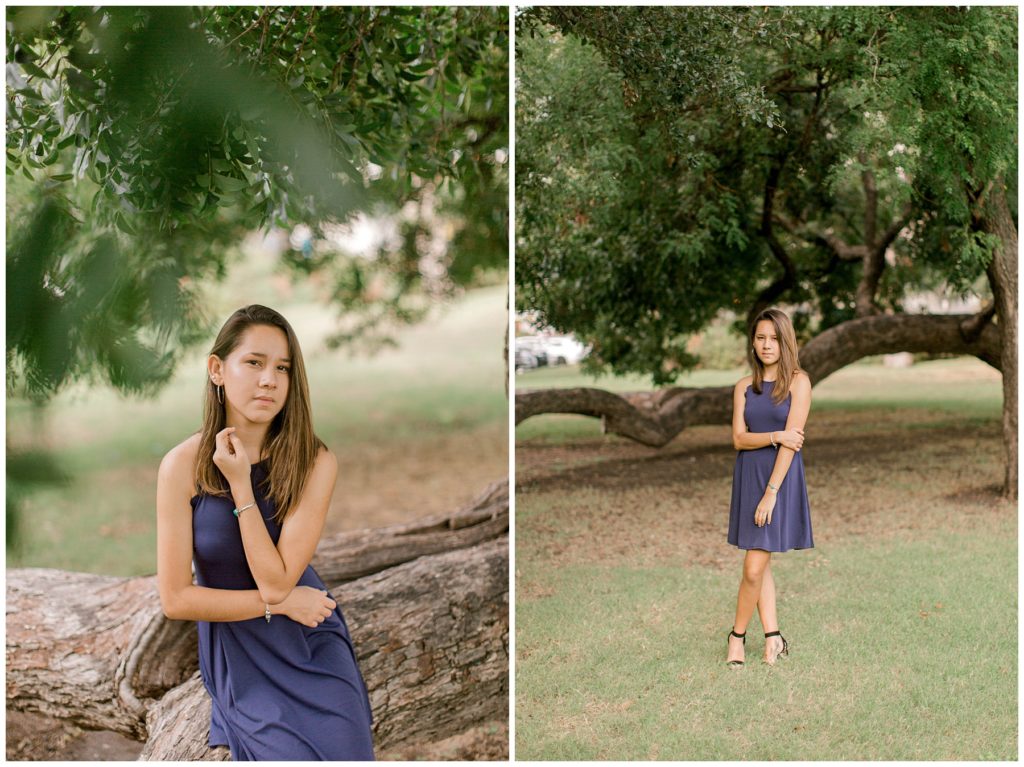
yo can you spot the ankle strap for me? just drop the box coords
[764,630,781,637]
[730,629,746,638]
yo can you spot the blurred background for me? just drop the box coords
[8,256,507,576]
[7,6,508,574]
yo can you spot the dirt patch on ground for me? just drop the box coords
[325,420,509,534]
[516,407,1012,580]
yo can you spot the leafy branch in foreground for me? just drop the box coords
[7,6,509,399]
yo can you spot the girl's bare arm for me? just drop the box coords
[220,438,337,606]
[766,374,812,491]
[731,379,804,451]
[157,439,337,627]
[157,440,282,621]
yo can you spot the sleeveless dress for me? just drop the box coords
[727,379,814,552]
[190,459,376,761]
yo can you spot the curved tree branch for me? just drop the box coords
[516,314,1001,447]
[815,231,870,261]
[959,300,996,343]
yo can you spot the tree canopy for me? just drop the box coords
[515,6,1016,499]
[7,6,508,399]
[516,6,1015,384]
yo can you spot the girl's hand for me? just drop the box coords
[776,428,804,451]
[754,491,777,527]
[212,427,250,486]
[275,586,337,628]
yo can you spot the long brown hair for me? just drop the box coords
[194,305,325,524]
[748,307,802,406]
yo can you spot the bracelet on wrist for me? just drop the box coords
[767,481,779,493]
[233,500,257,518]
[769,431,777,448]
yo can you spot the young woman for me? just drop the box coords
[725,307,813,668]
[156,304,375,760]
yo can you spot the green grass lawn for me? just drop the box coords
[516,517,1016,760]
[7,270,508,576]
[515,357,1015,759]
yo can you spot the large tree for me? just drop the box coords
[7,5,508,399]
[515,7,1016,498]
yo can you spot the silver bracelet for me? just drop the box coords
[233,501,257,518]
[770,431,777,448]
[265,603,271,623]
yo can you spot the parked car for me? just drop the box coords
[515,347,538,373]
[540,336,587,365]
[515,337,549,368]
[517,335,587,367]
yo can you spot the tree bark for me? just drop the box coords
[515,313,1001,447]
[978,180,1017,499]
[6,480,509,760]
[310,479,509,583]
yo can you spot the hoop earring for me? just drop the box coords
[217,384,224,405]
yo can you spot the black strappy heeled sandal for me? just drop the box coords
[726,629,746,668]
[764,630,789,664]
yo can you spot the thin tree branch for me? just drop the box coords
[225,8,269,49]
[859,151,877,247]
[286,10,317,78]
[749,159,799,327]
[877,202,914,252]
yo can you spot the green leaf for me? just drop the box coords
[212,173,249,192]
[19,62,50,79]
[114,213,135,235]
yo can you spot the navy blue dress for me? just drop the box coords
[191,459,375,761]
[727,379,814,552]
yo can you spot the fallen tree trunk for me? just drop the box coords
[311,479,509,583]
[515,313,1002,447]
[6,479,509,760]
